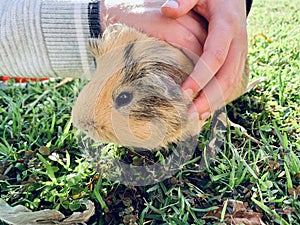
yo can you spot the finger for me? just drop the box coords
[180,11,208,47]
[191,38,247,118]
[226,47,248,103]
[154,22,203,56]
[161,0,198,19]
[150,11,207,56]
[172,14,207,55]
[181,58,213,99]
[181,18,235,96]
[191,72,227,119]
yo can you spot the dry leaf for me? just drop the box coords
[60,200,95,224]
[229,200,266,225]
[204,200,266,225]
[0,199,95,225]
[231,216,266,225]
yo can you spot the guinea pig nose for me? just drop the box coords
[115,91,133,108]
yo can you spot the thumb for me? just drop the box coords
[161,0,198,19]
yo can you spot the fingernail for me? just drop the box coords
[200,112,211,120]
[182,88,194,100]
[162,0,179,8]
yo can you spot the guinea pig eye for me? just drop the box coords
[115,92,133,108]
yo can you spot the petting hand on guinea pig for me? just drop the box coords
[72,23,249,149]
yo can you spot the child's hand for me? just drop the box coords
[161,0,248,119]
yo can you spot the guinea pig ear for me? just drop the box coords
[88,38,102,58]
[160,76,182,100]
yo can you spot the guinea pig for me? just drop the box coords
[72,24,249,149]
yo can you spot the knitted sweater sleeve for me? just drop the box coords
[0,0,101,79]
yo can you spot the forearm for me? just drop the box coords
[0,0,101,79]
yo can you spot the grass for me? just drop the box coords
[0,0,299,224]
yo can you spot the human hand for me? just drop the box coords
[161,0,248,119]
[100,0,208,56]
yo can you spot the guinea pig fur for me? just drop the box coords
[72,24,249,149]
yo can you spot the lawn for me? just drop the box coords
[0,0,299,224]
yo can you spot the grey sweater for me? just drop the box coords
[0,0,100,79]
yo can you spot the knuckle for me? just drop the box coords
[213,47,227,65]
[182,31,197,44]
